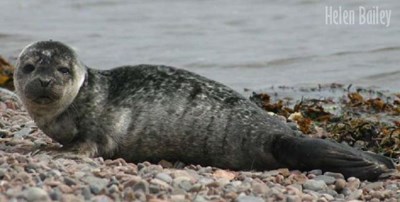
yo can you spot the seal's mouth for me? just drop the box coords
[33,96,55,105]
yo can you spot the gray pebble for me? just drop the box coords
[198,177,214,185]
[0,168,6,178]
[108,184,119,194]
[82,186,92,200]
[48,169,62,177]
[178,180,192,192]
[223,183,238,193]
[171,187,187,195]
[149,184,161,194]
[347,189,362,200]
[286,195,301,202]
[198,166,212,174]
[308,169,322,176]
[82,175,108,194]
[193,195,208,202]
[90,184,102,195]
[364,182,383,190]
[23,187,50,202]
[24,163,38,173]
[341,188,352,196]
[63,177,77,186]
[314,175,336,185]
[385,183,398,191]
[303,180,327,191]
[237,182,252,192]
[324,172,344,179]
[14,127,31,138]
[189,183,203,192]
[39,173,47,181]
[49,188,62,201]
[261,170,280,178]
[321,193,334,201]
[156,172,173,184]
[236,195,264,202]
[108,176,119,186]
[133,180,150,194]
[137,163,146,171]
[251,182,269,195]
[303,189,321,198]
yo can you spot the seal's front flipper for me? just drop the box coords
[272,136,396,181]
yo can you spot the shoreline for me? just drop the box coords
[0,86,399,201]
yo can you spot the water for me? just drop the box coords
[1,0,399,92]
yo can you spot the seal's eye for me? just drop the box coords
[22,64,35,73]
[58,67,70,74]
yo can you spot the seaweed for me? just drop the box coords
[251,84,400,160]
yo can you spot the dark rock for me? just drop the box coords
[63,177,77,186]
[49,188,62,201]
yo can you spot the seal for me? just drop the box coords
[14,41,395,180]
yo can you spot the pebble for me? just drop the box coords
[313,175,336,185]
[346,177,361,191]
[82,186,92,200]
[213,169,235,180]
[251,181,269,195]
[287,195,301,202]
[303,179,327,191]
[193,195,208,202]
[133,180,150,194]
[22,187,50,202]
[14,127,31,138]
[177,179,192,192]
[348,189,363,200]
[170,194,186,202]
[198,177,214,185]
[335,178,346,191]
[155,172,173,184]
[82,175,108,194]
[363,181,383,190]
[324,172,344,179]
[236,195,264,202]
[63,177,77,186]
[49,188,63,201]
[308,169,322,176]
[150,178,171,190]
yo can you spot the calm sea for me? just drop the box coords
[1,0,399,92]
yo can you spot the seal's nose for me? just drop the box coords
[39,78,52,87]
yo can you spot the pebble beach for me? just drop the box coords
[0,87,400,202]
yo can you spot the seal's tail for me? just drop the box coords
[272,135,396,181]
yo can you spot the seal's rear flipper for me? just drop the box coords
[272,136,396,181]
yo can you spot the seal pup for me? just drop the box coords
[14,41,395,180]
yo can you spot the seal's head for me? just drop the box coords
[14,41,86,122]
